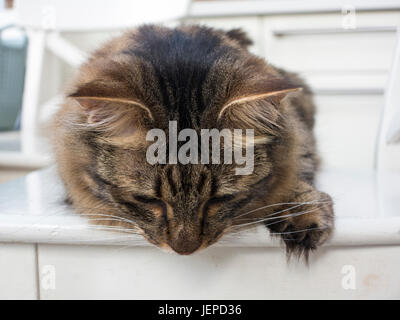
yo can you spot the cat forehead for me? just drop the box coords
[75,25,286,131]
[89,26,258,87]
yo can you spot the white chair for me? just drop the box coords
[5,0,191,167]
[375,27,400,218]
[376,27,400,155]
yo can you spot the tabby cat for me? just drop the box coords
[53,25,334,257]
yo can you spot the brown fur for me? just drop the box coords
[52,25,334,257]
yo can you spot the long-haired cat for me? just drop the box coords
[52,25,334,258]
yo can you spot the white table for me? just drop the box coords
[0,167,400,299]
[1,167,400,246]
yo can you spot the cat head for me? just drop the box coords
[57,25,302,254]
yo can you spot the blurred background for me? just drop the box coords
[0,0,400,183]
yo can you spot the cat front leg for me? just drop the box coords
[266,181,334,258]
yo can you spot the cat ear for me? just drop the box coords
[71,96,153,139]
[219,87,302,118]
[218,87,302,136]
[225,28,253,49]
[69,77,153,123]
[74,96,153,123]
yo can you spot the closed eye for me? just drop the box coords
[203,194,236,219]
[133,194,163,205]
[133,194,168,223]
[207,194,235,205]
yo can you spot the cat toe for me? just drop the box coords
[281,219,333,260]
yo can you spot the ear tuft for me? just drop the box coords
[218,87,303,138]
[225,28,253,49]
[219,87,302,120]
[75,98,110,124]
[73,96,154,122]
[72,96,153,140]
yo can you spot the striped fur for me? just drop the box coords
[52,25,334,256]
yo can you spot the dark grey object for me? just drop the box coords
[0,25,27,131]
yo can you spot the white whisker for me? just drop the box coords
[78,213,137,226]
[270,226,328,236]
[231,206,322,229]
[86,224,138,234]
[234,200,330,219]
[64,234,142,243]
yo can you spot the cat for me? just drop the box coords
[52,25,334,258]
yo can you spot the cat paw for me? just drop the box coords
[281,219,332,257]
[268,193,334,259]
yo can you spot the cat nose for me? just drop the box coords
[170,241,201,255]
[168,231,202,255]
